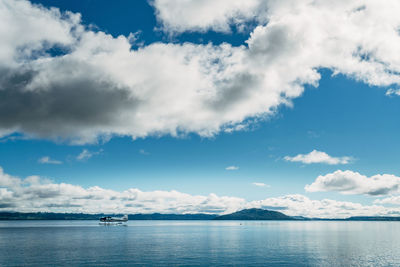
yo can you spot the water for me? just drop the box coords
[0,220,399,266]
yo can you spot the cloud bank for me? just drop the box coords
[1,166,400,218]
[305,170,400,196]
[284,150,352,165]
[0,0,400,143]
[374,196,400,205]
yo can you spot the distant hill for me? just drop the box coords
[0,212,101,220]
[2,211,400,221]
[346,216,400,221]
[0,212,217,220]
[128,213,217,220]
[213,208,295,220]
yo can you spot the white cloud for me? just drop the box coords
[1,1,400,143]
[76,149,102,161]
[152,0,264,34]
[249,194,400,219]
[305,170,400,196]
[225,166,239,171]
[374,196,400,205]
[252,182,270,187]
[0,166,246,214]
[38,156,62,165]
[284,150,352,165]
[1,166,400,218]
[385,88,400,96]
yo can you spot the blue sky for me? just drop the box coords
[1,0,400,217]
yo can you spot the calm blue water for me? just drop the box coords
[0,220,399,266]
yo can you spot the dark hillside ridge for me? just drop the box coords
[0,212,217,220]
[213,208,295,220]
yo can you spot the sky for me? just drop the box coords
[1,0,400,218]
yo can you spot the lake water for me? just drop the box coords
[0,220,399,266]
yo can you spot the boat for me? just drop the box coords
[99,214,128,225]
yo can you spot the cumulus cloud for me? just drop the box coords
[1,166,400,218]
[374,196,400,205]
[252,182,270,187]
[1,0,400,144]
[225,166,239,171]
[305,170,400,196]
[152,0,266,33]
[284,150,352,165]
[38,156,62,165]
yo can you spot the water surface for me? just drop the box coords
[0,220,399,266]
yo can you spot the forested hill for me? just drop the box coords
[0,212,217,220]
[213,208,295,220]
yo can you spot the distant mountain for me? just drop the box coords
[0,212,217,220]
[213,208,295,220]
[2,211,400,221]
[0,212,101,220]
[128,213,217,220]
[346,216,400,221]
